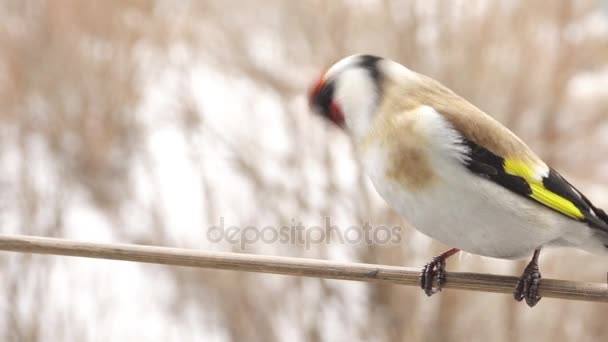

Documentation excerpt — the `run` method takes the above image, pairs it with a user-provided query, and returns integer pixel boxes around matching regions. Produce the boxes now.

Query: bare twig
[0,234,606,303]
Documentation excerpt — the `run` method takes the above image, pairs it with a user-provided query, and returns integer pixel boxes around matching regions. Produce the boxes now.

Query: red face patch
[309,72,345,129]
[328,101,345,128]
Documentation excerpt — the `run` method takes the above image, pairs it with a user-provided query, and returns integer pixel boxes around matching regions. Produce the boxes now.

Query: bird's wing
[460,137,608,232]
[397,78,608,231]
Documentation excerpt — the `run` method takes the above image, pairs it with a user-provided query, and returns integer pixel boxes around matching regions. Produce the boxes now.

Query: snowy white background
[1,1,608,341]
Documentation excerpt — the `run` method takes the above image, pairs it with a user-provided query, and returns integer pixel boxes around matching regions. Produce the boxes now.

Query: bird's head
[309,54,415,138]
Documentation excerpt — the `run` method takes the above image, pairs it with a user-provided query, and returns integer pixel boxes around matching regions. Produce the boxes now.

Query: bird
[308,54,608,307]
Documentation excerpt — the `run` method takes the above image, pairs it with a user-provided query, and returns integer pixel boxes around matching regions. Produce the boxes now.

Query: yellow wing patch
[503,160,584,220]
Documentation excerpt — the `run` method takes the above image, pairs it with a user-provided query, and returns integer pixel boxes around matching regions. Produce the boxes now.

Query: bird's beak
[308,76,325,110]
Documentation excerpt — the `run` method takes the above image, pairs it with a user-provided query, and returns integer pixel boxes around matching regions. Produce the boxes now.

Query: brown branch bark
[0,234,606,303]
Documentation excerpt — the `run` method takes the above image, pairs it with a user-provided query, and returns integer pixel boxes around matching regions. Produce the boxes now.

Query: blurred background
[1,0,608,341]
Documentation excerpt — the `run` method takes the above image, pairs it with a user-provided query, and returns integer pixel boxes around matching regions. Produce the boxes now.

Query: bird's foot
[420,248,459,296]
[420,256,446,296]
[513,248,542,307]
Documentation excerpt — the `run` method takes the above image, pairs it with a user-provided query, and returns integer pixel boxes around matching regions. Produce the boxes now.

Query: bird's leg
[420,248,460,296]
[513,247,542,307]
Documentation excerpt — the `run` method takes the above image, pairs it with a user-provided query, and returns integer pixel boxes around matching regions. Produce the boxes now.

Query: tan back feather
[377,73,544,166]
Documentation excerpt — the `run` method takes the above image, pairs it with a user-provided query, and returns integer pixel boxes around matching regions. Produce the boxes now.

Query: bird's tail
[594,232,608,255]
[575,192,608,254]
[591,208,608,253]
[561,230,608,256]
[573,230,608,257]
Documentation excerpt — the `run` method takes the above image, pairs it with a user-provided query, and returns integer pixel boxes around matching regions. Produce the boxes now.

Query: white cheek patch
[334,69,379,139]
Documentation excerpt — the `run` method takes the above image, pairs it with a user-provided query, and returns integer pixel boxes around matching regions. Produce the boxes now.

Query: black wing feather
[461,139,608,233]
[545,169,608,232]
[462,139,533,199]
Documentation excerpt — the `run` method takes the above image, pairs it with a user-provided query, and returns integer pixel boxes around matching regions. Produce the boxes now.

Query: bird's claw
[420,255,447,296]
[513,261,542,307]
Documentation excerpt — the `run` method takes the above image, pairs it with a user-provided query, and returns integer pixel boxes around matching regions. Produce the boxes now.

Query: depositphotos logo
[206,217,402,250]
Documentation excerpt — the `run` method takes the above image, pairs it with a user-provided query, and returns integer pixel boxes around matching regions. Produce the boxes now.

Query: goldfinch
[309,54,608,307]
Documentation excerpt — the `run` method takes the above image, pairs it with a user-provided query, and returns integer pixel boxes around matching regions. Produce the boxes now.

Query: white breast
[358,108,584,259]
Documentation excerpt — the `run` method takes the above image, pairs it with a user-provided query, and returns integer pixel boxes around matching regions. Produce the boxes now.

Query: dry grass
[1,0,607,341]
